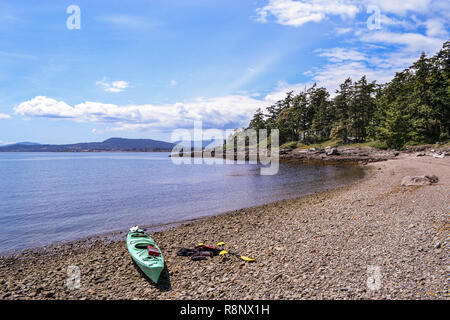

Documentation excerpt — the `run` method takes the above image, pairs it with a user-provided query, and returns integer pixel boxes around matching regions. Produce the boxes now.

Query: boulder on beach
[416,152,426,157]
[326,148,339,156]
[401,175,439,186]
[433,152,446,158]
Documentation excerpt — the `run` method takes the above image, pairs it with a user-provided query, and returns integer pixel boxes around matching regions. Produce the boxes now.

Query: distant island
[0,138,175,152]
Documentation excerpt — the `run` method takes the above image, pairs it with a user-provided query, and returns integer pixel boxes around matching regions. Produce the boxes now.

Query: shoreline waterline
[0,162,367,257]
[0,152,365,254]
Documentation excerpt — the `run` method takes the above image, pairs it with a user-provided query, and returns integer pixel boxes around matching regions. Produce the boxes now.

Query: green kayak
[126,227,164,284]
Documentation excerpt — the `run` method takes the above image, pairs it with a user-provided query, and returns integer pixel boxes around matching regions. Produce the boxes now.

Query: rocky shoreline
[171,144,449,165]
[0,154,448,300]
[280,146,397,164]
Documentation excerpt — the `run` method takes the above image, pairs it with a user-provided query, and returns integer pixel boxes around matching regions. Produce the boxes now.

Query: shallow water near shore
[0,152,364,254]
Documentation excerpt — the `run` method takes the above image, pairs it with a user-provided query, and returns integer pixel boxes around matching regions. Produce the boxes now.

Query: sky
[0,0,448,144]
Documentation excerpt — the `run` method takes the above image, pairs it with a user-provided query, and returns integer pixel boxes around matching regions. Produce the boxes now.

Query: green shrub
[368,141,388,149]
[439,132,449,142]
[280,141,298,150]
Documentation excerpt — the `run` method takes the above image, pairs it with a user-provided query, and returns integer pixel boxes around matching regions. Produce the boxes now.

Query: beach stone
[401,175,439,186]
[326,148,339,156]
[94,277,106,284]
[416,152,426,157]
[433,152,446,158]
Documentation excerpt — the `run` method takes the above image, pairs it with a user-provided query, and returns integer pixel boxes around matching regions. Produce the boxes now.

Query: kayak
[126,227,164,283]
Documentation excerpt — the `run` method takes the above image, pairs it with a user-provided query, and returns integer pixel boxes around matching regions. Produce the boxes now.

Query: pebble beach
[0,154,448,300]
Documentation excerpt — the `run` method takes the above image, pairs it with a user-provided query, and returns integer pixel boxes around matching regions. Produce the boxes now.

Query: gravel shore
[0,154,448,300]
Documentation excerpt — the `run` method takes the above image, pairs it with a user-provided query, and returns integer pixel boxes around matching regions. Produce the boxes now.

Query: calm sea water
[0,152,364,253]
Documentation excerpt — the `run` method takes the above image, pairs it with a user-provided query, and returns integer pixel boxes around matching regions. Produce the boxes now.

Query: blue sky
[0,0,448,144]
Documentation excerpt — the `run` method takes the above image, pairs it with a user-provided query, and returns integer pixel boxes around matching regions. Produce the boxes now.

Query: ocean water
[0,152,364,253]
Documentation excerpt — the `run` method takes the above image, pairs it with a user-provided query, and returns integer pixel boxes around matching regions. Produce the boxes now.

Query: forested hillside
[246,41,449,149]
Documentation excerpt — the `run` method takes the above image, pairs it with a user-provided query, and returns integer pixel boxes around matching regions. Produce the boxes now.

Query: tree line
[247,41,449,149]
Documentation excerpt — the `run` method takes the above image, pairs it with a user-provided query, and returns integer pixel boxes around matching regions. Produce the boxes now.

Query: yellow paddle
[217,243,255,262]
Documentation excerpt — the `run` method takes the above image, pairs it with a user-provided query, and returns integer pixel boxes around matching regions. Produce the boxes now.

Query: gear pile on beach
[176,243,255,262]
[177,244,221,261]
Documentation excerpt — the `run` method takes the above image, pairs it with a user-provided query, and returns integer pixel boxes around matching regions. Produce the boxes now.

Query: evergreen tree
[248,108,266,132]
[245,40,450,149]
[332,78,353,142]
[309,85,332,141]
[350,76,377,142]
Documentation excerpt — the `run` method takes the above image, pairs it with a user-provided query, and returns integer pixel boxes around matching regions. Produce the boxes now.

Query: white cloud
[310,60,395,92]
[97,15,155,29]
[111,81,129,90]
[360,31,446,53]
[431,1,450,19]
[96,79,129,93]
[425,18,448,37]
[256,0,359,27]
[378,14,418,29]
[335,27,353,35]
[15,30,447,131]
[316,48,368,62]
[264,58,397,99]
[14,97,75,118]
[267,26,447,97]
[0,113,11,120]
[264,81,312,102]
[302,30,446,94]
[14,95,269,131]
[11,1,448,133]
[365,0,431,16]
[256,0,445,27]
[264,49,412,98]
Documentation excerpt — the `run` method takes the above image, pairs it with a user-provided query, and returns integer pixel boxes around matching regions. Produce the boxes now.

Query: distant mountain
[0,138,175,152]
[9,142,41,146]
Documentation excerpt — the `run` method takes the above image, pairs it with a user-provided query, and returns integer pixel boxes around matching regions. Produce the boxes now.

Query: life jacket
[194,245,221,255]
[177,245,221,261]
